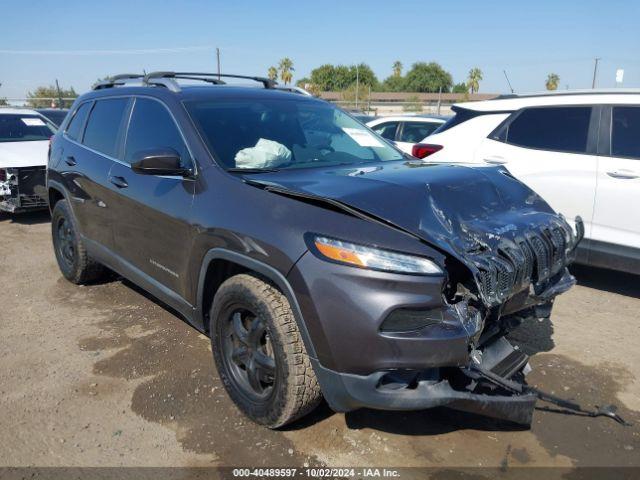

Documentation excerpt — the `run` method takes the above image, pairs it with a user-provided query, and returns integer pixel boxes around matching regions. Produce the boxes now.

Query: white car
[367,115,447,154]
[418,90,640,274]
[0,108,55,213]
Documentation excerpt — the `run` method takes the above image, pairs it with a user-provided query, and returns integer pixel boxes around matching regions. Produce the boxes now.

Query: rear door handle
[109,175,129,188]
[64,156,77,166]
[484,156,507,165]
[606,170,639,180]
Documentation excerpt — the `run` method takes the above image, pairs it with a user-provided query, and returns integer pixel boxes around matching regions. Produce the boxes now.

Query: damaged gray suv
[47,72,583,428]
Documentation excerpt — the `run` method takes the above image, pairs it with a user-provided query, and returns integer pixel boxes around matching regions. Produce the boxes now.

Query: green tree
[403,62,453,93]
[349,63,378,90]
[310,63,378,91]
[278,57,294,85]
[296,77,311,87]
[381,75,406,92]
[340,82,371,110]
[267,66,278,81]
[392,60,403,77]
[26,84,78,108]
[452,82,468,94]
[545,73,560,91]
[466,67,483,94]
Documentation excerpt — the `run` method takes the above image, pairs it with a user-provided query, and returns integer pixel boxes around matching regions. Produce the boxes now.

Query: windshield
[185,98,404,171]
[0,114,56,143]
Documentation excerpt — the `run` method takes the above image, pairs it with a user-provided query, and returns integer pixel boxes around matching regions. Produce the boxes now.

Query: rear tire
[51,199,106,284]
[210,273,322,428]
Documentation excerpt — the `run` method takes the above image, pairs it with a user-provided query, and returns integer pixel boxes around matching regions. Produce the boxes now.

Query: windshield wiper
[225,167,280,174]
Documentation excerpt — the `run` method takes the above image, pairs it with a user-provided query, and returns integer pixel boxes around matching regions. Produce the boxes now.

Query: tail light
[412,143,443,159]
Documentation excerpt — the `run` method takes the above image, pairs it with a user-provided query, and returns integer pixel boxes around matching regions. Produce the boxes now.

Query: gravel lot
[1,211,639,474]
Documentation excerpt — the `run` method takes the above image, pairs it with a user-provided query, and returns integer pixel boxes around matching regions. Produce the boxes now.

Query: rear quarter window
[502,106,592,154]
[65,102,92,141]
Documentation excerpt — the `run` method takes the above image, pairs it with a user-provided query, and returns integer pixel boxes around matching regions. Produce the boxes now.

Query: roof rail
[92,74,144,90]
[91,72,278,92]
[143,71,277,90]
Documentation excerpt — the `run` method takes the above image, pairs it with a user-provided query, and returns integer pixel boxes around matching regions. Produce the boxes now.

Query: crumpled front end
[252,162,585,425]
[0,167,48,213]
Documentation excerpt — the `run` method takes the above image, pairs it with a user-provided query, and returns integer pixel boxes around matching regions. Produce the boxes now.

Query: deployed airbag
[235,138,292,169]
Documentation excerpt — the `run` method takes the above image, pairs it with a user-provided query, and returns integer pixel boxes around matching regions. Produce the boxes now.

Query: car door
[589,105,640,269]
[62,98,130,250]
[107,96,196,298]
[474,106,598,240]
[395,121,443,154]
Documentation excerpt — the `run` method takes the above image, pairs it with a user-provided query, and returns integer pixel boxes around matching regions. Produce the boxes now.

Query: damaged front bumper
[0,167,48,213]
[310,268,579,427]
[313,335,538,426]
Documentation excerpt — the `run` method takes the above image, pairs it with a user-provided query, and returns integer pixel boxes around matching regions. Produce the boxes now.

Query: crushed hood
[0,140,49,168]
[245,161,581,306]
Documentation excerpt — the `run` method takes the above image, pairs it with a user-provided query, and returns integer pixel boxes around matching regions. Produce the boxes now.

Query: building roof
[319,92,497,102]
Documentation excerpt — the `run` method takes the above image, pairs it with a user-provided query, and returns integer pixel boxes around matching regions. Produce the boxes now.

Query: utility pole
[216,48,221,81]
[437,86,442,115]
[355,64,359,110]
[55,79,63,108]
[592,57,600,89]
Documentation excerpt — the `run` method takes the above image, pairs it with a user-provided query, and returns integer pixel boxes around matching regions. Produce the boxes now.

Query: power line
[0,46,215,56]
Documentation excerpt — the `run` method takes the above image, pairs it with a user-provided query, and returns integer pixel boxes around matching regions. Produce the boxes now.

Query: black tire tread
[51,200,105,284]
[212,273,322,428]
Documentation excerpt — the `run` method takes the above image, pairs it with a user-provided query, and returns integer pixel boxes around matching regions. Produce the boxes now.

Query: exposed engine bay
[0,167,48,213]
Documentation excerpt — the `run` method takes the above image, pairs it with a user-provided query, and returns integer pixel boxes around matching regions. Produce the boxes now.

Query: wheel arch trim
[196,248,317,359]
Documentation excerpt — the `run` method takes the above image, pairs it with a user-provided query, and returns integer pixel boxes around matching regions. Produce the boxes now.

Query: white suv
[418,90,640,274]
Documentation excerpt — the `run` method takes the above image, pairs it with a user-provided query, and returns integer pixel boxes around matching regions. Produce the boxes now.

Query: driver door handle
[109,175,129,189]
[606,170,639,180]
[484,156,507,165]
[64,156,77,166]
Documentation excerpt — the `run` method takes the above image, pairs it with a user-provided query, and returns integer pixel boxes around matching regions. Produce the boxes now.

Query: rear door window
[611,106,640,159]
[65,102,92,141]
[83,98,130,157]
[505,106,592,154]
[399,121,442,143]
[371,122,399,141]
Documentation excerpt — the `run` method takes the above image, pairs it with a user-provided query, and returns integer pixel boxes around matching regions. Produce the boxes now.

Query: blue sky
[1,0,639,98]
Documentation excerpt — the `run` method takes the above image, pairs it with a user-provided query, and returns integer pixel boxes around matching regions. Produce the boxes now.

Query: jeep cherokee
[47,72,582,428]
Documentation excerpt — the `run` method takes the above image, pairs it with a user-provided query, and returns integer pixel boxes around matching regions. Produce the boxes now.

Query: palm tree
[545,73,560,91]
[267,66,278,81]
[467,67,483,94]
[278,57,294,85]
[392,60,403,78]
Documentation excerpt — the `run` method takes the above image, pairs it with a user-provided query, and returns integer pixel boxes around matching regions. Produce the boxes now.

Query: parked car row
[2,77,636,429]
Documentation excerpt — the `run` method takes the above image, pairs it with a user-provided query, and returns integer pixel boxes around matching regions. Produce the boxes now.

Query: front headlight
[312,236,442,275]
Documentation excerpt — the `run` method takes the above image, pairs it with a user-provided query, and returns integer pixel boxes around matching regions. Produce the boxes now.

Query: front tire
[51,199,106,284]
[210,273,322,428]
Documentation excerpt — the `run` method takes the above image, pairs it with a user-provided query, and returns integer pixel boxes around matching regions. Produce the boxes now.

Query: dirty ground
[1,212,639,475]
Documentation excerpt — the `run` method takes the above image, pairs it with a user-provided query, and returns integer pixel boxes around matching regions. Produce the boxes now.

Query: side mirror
[130,148,190,176]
